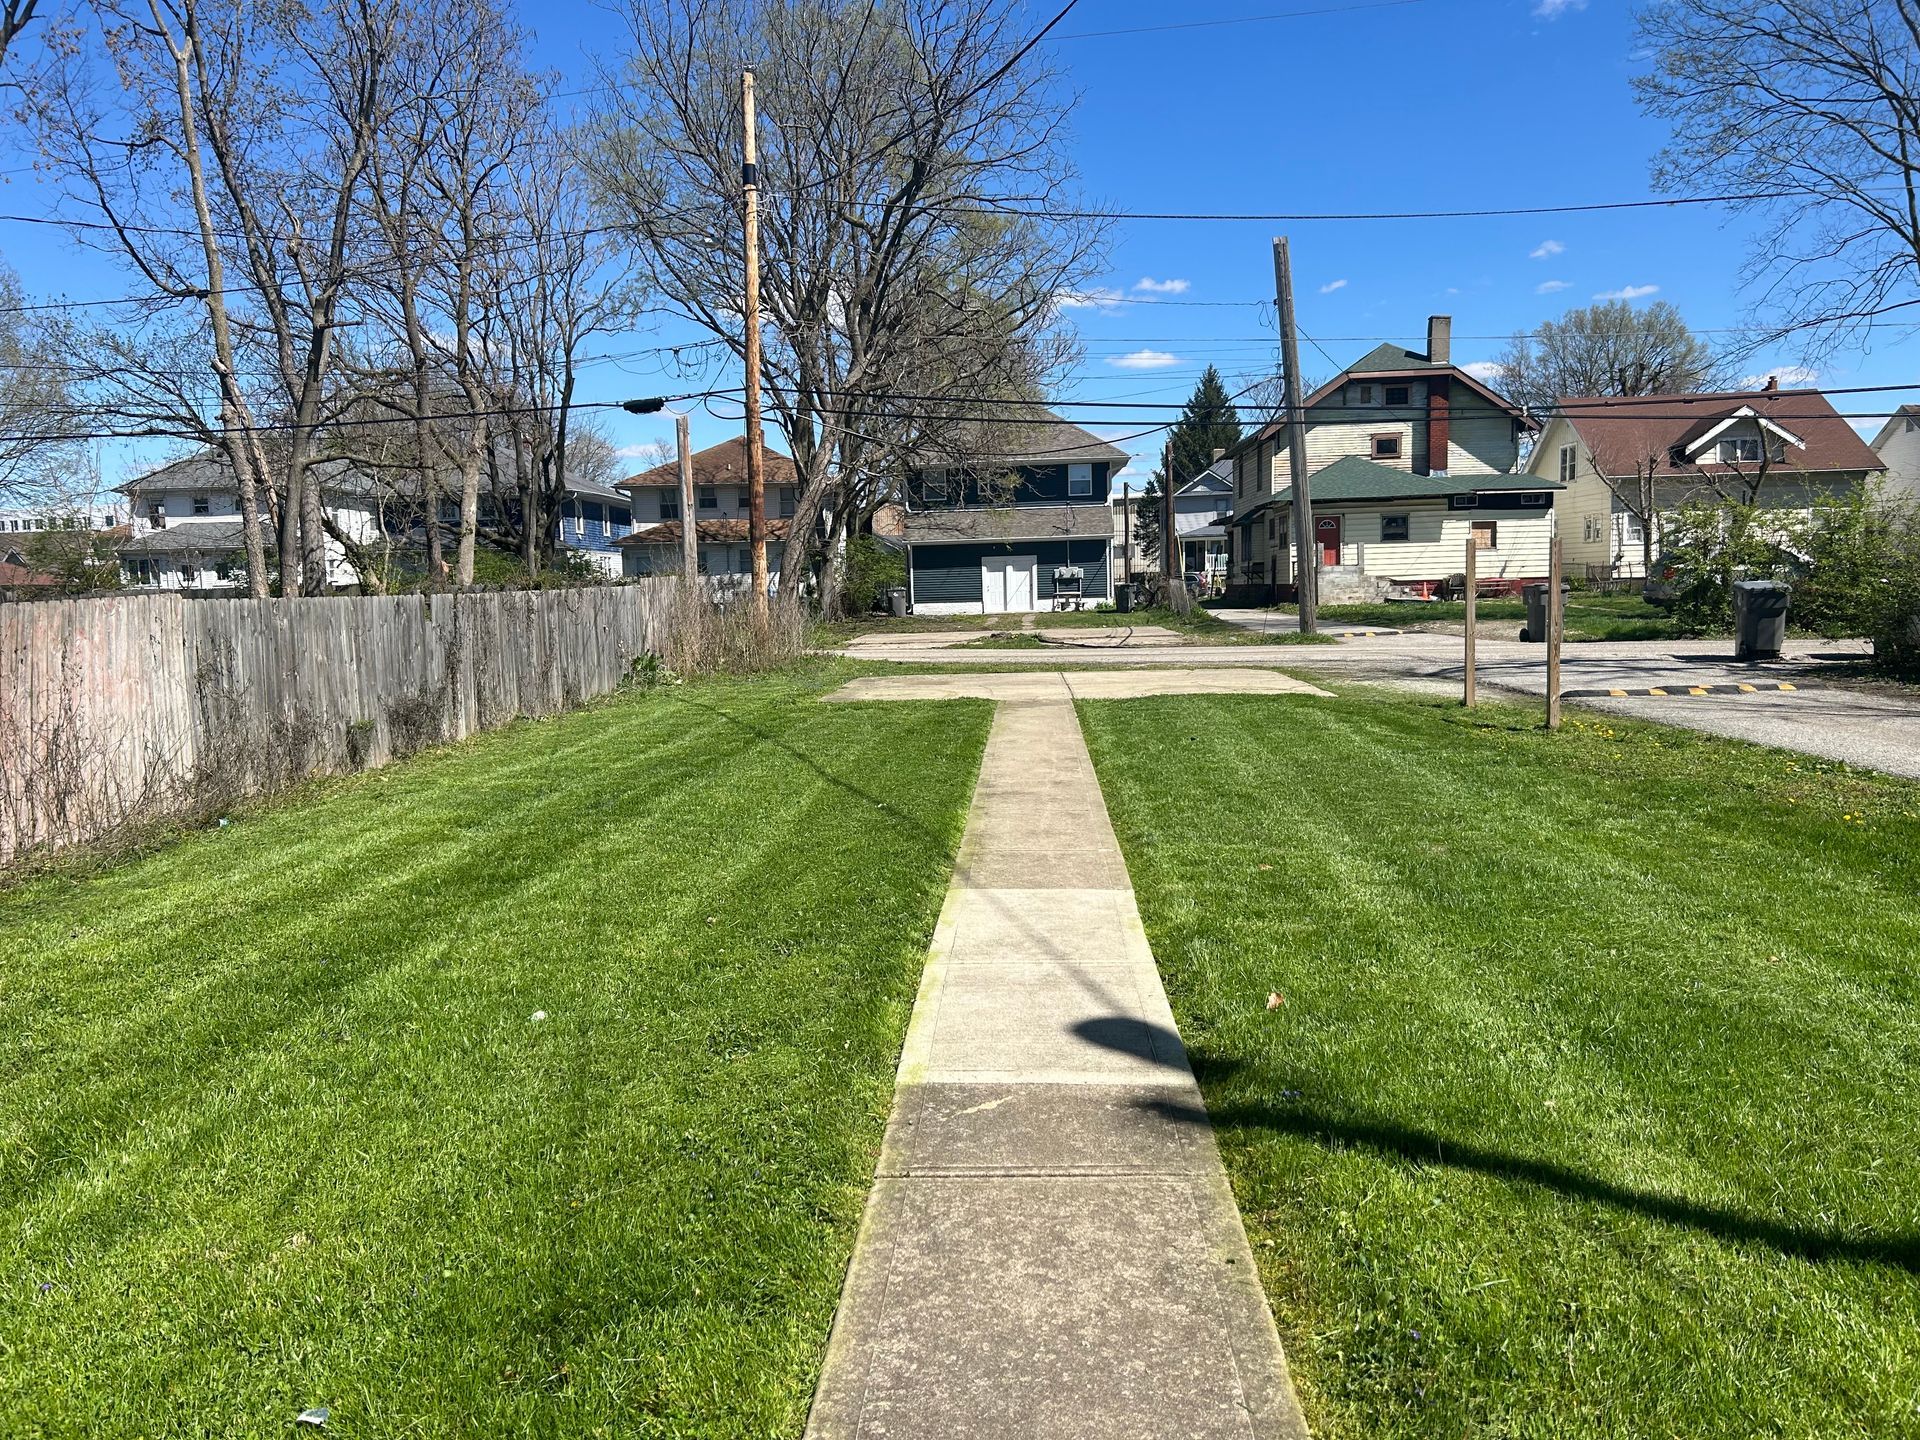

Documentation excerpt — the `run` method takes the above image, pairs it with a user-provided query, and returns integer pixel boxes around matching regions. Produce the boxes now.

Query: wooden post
[1546,534,1564,730]
[1162,438,1175,591]
[676,410,697,587]
[1122,490,1133,584]
[741,67,768,617]
[1463,535,1477,708]
[1273,237,1316,633]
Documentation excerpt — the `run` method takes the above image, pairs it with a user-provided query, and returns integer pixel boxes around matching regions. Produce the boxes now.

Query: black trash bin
[1733,579,1791,660]
[1520,582,1570,643]
[1115,582,1133,614]
[887,587,909,618]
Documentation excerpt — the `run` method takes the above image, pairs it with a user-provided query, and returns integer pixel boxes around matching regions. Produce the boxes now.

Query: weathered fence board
[1,582,676,862]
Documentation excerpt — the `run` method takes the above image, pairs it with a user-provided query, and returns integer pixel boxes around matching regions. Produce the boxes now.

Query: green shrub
[842,533,905,614]
[1658,500,1792,633]
[1790,488,1912,639]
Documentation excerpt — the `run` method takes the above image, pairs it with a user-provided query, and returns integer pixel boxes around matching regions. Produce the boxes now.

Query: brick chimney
[1426,315,1451,365]
[1426,378,1450,477]
[1763,375,1778,391]
[1211,448,1225,462]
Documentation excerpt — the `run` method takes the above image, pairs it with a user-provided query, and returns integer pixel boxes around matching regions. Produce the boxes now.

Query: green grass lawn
[1267,591,1690,642]
[0,666,991,1438]
[823,606,1332,647]
[1081,689,1920,1438]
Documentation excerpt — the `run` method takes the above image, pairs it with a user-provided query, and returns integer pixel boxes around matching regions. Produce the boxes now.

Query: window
[1718,434,1762,462]
[1558,444,1577,484]
[1352,383,1375,405]
[213,560,233,582]
[698,485,718,512]
[660,491,680,521]
[1068,463,1093,498]
[1380,513,1410,543]
[1471,520,1497,551]
[179,562,199,585]
[192,494,211,515]
[1583,515,1603,543]
[920,466,950,504]
[1371,433,1402,460]
[779,486,795,518]
[1267,516,1277,541]
[1520,493,1548,507]
[1383,385,1410,407]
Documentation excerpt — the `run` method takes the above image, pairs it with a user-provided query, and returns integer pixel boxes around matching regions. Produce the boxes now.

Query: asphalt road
[838,614,1920,779]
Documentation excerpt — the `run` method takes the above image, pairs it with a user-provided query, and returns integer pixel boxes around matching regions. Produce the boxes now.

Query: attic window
[1521,493,1548,507]
[1718,435,1763,463]
[1352,383,1376,406]
[1558,444,1577,484]
[1068,463,1093,497]
[1384,385,1410,407]
[1371,433,1402,460]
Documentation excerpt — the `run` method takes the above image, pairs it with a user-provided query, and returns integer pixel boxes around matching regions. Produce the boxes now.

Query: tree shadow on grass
[1140,1093,1920,1275]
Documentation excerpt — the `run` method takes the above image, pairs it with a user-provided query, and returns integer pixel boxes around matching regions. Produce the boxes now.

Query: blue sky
[4,0,1913,492]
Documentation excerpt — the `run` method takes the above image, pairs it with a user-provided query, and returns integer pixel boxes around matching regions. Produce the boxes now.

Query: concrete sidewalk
[806,683,1315,1440]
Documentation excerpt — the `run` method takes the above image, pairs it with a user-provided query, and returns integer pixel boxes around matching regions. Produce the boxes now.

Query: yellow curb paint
[1738,683,1757,693]
[1647,687,1667,696]
[1780,682,1797,691]
[1608,688,1628,697]
[1689,686,1709,695]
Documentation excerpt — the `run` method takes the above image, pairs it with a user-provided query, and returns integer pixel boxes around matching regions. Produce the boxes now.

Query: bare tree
[590,0,1105,606]
[1495,300,1723,414]
[1636,0,1920,360]
[0,261,87,503]
[25,0,287,595]
[0,0,39,68]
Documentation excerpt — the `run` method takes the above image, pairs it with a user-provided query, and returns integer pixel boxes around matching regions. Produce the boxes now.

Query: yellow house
[1526,385,1885,578]
[1222,316,1551,599]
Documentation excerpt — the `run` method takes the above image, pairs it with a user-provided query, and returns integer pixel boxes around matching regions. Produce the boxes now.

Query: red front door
[1316,515,1343,566]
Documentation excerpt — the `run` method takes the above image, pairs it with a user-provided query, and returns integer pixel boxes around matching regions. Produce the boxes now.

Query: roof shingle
[1558,388,1882,479]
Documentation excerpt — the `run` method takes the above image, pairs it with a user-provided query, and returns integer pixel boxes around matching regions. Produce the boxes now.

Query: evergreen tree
[1167,365,1244,487]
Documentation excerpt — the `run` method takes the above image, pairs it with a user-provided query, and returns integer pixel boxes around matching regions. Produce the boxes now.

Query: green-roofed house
[1222,316,1559,600]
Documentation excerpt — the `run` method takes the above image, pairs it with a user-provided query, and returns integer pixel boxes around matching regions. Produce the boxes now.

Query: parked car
[1181,571,1210,596]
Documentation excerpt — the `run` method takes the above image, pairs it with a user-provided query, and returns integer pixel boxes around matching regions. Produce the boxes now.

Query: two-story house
[1223,316,1556,601]
[902,411,1129,614]
[613,436,802,588]
[116,450,636,590]
[1172,458,1234,587]
[1867,404,1920,507]
[1528,382,1886,578]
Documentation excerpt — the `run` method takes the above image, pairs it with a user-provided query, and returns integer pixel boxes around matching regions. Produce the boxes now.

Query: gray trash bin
[1734,579,1791,660]
[1520,582,1570,643]
[887,586,909,618]
[1115,582,1133,614]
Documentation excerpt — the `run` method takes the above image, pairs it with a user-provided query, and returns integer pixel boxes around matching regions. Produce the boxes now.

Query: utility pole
[741,67,769,617]
[675,409,697,586]
[1546,534,1565,730]
[1273,237,1317,633]
[1162,438,1175,589]
[1123,489,1133,584]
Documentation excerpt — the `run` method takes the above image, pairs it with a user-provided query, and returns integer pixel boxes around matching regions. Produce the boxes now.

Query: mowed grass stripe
[0,666,992,1438]
[1080,687,1920,1438]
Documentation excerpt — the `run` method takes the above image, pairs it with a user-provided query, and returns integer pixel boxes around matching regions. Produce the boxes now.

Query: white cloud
[1594,284,1660,300]
[1133,276,1190,294]
[1107,349,1181,370]
[1534,0,1586,17]
[1318,278,1349,294]
[1536,279,1571,295]
[1461,361,1506,383]
[1738,365,1820,389]
[1054,286,1127,312]
[1530,239,1565,260]
[614,443,664,460]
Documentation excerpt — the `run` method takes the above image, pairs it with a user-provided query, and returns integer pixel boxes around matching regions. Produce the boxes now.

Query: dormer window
[1384,385,1410,407]
[1718,435,1762,463]
[192,495,211,515]
[1352,383,1376,406]
[1068,463,1093,498]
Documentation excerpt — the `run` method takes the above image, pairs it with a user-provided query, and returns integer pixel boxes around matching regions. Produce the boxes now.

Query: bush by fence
[1,583,687,863]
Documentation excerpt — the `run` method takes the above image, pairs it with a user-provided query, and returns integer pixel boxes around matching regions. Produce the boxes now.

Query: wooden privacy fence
[1,583,678,863]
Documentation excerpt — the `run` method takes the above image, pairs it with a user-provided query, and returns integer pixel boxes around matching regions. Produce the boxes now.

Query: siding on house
[908,538,1111,610]
[1275,498,1555,583]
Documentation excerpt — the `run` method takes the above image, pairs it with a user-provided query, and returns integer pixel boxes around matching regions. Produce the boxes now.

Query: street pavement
[834,613,1920,779]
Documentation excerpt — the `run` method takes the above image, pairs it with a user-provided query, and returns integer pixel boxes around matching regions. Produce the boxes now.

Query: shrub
[1790,488,1911,639]
[1658,500,1797,633]
[841,534,905,615]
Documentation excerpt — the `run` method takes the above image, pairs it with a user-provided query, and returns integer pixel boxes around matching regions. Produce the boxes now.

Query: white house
[1528,383,1887,577]
[115,451,636,590]
[1869,404,1920,506]
[1222,316,1553,599]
